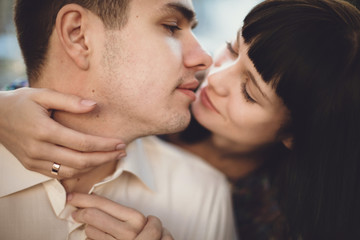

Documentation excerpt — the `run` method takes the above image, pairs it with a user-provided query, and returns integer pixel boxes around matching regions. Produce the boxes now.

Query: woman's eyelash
[226,41,238,57]
[241,83,256,103]
[163,24,182,34]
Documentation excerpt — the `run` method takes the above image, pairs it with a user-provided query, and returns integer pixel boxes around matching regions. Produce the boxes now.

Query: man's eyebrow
[247,70,270,101]
[161,2,198,28]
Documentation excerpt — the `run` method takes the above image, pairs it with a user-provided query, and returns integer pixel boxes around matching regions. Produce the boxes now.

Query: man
[0,0,235,239]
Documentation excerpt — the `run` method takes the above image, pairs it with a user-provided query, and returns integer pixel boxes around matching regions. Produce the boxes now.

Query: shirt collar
[116,137,156,192]
[0,137,156,198]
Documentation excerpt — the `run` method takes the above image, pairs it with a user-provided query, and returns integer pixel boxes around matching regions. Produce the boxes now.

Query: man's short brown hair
[14,0,130,83]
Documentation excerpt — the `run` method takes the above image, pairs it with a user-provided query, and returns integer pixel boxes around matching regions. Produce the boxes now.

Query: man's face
[89,0,212,140]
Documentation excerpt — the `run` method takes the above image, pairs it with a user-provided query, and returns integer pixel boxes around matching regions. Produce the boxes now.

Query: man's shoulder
[0,144,50,198]
[0,144,23,175]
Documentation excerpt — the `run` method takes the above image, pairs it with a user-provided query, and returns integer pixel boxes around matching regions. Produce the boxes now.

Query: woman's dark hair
[346,0,360,9]
[242,0,360,238]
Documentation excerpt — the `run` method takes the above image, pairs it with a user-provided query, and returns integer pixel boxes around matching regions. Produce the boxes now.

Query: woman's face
[192,33,290,153]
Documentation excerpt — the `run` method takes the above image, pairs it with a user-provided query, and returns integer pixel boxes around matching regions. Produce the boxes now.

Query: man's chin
[156,113,191,135]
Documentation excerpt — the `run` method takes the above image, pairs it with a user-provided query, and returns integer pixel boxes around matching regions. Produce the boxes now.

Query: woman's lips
[200,87,220,113]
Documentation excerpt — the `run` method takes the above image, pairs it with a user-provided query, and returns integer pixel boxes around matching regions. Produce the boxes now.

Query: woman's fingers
[0,88,127,177]
[20,159,94,179]
[135,216,174,240]
[69,194,173,240]
[27,89,125,153]
[161,228,174,240]
[68,193,147,229]
[30,87,98,113]
[69,193,147,239]
[80,215,173,240]
[73,208,140,240]
[23,140,126,169]
[84,225,116,240]
[21,149,126,179]
[43,121,126,152]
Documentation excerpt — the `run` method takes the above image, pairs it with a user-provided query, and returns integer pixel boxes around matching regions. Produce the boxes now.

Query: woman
[1,0,359,239]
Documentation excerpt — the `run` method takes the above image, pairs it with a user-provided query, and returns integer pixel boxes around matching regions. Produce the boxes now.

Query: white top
[0,136,236,240]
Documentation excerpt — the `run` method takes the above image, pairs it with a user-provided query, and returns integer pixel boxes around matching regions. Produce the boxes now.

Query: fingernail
[116,143,126,150]
[80,99,97,106]
[118,152,127,159]
[67,193,73,201]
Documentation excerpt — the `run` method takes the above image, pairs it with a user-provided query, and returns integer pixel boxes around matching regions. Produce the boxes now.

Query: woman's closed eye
[242,82,256,103]
[226,41,238,57]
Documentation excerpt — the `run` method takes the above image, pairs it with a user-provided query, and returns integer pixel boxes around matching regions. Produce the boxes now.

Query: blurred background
[0,0,262,89]
[0,0,25,89]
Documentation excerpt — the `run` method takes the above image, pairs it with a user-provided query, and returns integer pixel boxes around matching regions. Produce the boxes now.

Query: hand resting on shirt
[68,193,173,240]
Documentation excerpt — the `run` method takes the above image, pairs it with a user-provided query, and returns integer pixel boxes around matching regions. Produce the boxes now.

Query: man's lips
[176,81,199,102]
[200,87,219,113]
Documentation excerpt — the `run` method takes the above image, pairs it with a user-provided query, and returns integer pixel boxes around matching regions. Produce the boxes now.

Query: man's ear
[56,4,90,70]
[282,136,293,150]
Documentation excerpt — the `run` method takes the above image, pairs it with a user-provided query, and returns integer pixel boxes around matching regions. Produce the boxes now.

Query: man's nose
[183,33,213,71]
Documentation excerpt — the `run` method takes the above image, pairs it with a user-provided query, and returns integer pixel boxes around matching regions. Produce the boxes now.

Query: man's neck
[31,44,137,193]
[33,72,139,192]
[61,160,118,194]
[51,110,130,193]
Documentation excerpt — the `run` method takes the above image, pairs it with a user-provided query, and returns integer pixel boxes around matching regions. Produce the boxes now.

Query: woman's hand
[0,88,126,178]
[68,193,174,240]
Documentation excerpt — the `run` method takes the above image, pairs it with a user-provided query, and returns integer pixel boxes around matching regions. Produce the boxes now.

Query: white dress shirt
[0,136,236,240]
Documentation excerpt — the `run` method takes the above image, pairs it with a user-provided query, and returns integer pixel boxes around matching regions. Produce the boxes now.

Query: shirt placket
[42,179,85,240]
